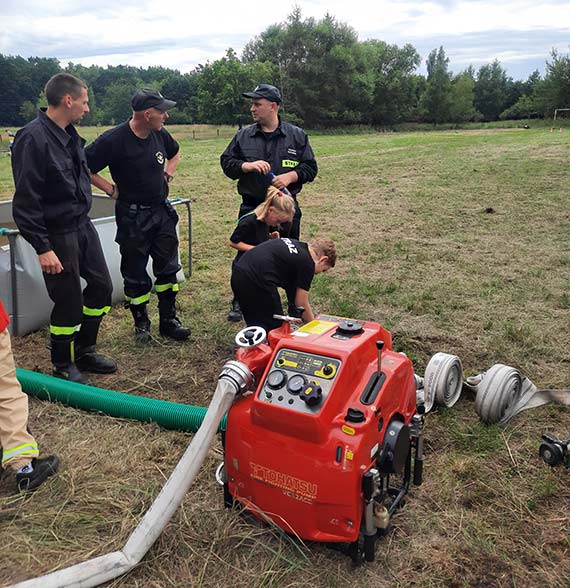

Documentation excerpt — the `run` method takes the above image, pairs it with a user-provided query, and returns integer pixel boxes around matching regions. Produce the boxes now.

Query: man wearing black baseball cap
[131,88,177,112]
[241,83,283,104]
[85,89,190,344]
[221,83,318,321]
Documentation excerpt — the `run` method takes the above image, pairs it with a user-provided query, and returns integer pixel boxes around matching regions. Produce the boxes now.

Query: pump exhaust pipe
[8,361,253,588]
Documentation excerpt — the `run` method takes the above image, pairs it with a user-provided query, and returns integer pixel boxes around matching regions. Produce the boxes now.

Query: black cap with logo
[242,84,282,104]
[131,89,176,112]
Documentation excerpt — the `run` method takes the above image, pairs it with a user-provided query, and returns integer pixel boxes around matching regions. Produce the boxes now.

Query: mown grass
[1,126,569,587]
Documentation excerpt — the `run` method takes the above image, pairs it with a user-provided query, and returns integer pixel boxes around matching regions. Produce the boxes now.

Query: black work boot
[51,335,88,384]
[158,295,191,341]
[227,298,243,322]
[75,315,117,374]
[16,456,60,492]
[130,303,152,344]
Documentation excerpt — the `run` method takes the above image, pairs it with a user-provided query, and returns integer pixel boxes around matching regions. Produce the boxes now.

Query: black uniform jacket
[220,118,317,208]
[11,109,92,254]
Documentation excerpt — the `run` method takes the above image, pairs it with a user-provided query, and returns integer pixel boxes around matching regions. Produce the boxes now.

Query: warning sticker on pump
[297,320,338,335]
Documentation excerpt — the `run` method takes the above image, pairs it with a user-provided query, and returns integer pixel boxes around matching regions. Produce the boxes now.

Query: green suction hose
[16,368,226,433]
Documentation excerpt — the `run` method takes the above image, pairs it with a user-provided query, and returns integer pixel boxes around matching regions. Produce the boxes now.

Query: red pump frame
[225,318,417,543]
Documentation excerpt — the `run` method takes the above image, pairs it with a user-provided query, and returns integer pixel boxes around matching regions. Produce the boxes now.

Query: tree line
[1,9,569,128]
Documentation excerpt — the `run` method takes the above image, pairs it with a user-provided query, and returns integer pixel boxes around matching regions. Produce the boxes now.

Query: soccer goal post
[553,108,570,121]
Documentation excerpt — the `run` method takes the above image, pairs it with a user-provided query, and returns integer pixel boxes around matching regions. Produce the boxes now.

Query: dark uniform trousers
[44,219,113,365]
[115,200,181,306]
[231,267,284,333]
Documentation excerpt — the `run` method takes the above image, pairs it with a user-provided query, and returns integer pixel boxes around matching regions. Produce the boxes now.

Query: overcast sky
[1,0,569,80]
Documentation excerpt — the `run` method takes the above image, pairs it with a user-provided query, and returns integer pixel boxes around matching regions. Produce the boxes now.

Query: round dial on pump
[266,369,287,390]
[287,374,307,395]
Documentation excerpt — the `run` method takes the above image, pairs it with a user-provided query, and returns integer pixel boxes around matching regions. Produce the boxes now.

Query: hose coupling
[219,360,254,395]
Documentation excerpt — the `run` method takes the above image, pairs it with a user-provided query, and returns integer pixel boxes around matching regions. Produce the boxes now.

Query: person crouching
[231,237,336,333]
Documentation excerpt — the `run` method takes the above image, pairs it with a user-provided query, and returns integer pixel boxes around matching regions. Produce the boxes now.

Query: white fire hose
[468,364,570,424]
[8,360,253,588]
[414,353,570,425]
[415,352,463,412]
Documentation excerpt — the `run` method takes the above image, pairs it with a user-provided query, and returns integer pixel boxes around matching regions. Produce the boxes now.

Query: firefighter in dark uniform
[231,237,336,334]
[11,73,116,384]
[220,84,318,237]
[85,89,190,343]
[220,83,318,320]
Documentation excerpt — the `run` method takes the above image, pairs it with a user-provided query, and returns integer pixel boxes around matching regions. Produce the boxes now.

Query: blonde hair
[310,238,337,268]
[255,186,295,223]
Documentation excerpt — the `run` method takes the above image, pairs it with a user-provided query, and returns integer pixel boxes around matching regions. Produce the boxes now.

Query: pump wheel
[235,326,267,348]
[423,353,463,412]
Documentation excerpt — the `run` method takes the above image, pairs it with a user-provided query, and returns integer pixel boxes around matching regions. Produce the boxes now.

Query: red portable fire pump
[221,315,425,562]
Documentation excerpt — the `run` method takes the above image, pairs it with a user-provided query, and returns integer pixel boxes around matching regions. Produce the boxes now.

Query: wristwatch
[164,172,174,183]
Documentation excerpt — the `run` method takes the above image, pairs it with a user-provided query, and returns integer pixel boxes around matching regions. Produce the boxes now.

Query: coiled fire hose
[467,364,570,424]
[414,352,463,412]
[414,355,570,425]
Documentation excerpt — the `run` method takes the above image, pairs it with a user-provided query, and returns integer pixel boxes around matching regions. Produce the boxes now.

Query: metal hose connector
[219,360,254,395]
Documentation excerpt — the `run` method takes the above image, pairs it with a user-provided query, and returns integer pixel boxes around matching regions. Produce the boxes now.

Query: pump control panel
[258,349,341,414]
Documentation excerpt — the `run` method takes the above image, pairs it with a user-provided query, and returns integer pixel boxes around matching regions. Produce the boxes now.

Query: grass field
[1,125,569,587]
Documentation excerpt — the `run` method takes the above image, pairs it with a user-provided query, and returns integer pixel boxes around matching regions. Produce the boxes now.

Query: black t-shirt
[85,120,179,205]
[235,238,315,292]
[230,212,271,261]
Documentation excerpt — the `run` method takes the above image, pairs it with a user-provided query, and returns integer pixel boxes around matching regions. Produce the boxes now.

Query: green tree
[161,73,199,123]
[448,71,479,123]
[99,81,138,124]
[361,40,421,125]
[499,70,543,120]
[19,101,36,123]
[421,47,452,124]
[474,60,510,120]
[196,49,274,124]
[538,49,570,116]
[0,54,61,125]
[18,90,48,124]
[499,94,541,119]
[27,57,61,94]
[523,70,542,95]
[242,9,365,126]
[89,64,141,97]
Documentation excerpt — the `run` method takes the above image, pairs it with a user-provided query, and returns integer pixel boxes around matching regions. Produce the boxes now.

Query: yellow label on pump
[297,320,337,335]
[341,425,356,436]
